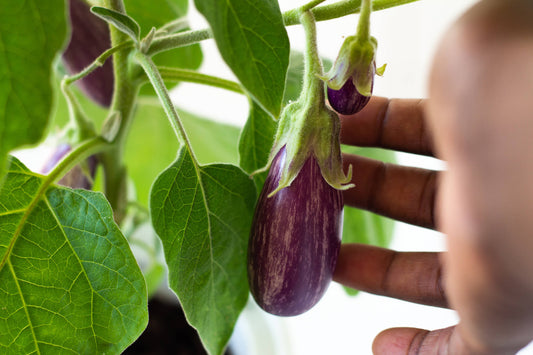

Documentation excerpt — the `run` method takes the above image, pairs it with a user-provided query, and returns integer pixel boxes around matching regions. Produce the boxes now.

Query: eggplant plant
[0,0,409,354]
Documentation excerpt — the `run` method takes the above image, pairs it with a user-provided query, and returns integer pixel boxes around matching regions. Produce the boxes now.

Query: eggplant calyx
[266,100,353,198]
[321,35,382,98]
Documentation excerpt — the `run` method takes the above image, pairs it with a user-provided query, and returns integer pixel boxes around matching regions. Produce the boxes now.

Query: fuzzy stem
[151,67,244,94]
[134,52,198,163]
[100,0,139,223]
[356,0,372,39]
[147,28,211,57]
[62,41,132,86]
[146,0,420,57]
[46,137,110,186]
[299,10,325,108]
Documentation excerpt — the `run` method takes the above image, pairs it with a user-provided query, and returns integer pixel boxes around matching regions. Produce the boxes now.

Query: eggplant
[63,0,114,107]
[247,147,343,316]
[42,143,97,190]
[327,77,372,116]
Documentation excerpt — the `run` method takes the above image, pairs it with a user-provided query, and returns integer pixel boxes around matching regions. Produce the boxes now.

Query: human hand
[333,1,533,354]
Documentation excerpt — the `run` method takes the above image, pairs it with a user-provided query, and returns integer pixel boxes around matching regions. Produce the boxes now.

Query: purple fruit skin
[327,79,371,116]
[63,0,114,107]
[247,147,343,316]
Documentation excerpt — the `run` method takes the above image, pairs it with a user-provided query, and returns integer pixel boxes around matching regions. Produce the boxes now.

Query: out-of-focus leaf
[0,1,68,182]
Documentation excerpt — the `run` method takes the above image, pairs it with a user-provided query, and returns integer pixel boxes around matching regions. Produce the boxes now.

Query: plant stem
[147,28,211,57]
[145,67,244,94]
[60,81,96,141]
[156,17,190,35]
[62,41,133,86]
[46,137,110,186]
[300,0,327,13]
[100,0,139,223]
[284,0,419,25]
[134,52,197,162]
[299,10,325,108]
[356,0,372,39]
[146,0,420,57]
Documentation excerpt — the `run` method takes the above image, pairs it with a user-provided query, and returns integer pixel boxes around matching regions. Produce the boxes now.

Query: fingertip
[372,327,429,355]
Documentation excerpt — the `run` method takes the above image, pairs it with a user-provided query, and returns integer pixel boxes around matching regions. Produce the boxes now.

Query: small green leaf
[0,0,68,181]
[340,146,396,296]
[91,6,141,42]
[0,157,148,353]
[150,147,256,355]
[194,0,290,118]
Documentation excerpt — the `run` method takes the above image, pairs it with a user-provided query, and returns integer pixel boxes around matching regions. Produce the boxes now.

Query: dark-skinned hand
[333,1,533,354]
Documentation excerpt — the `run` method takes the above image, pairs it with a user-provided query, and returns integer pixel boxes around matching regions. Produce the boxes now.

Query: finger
[372,325,521,355]
[340,96,435,157]
[343,154,437,229]
[373,327,459,355]
[333,244,447,308]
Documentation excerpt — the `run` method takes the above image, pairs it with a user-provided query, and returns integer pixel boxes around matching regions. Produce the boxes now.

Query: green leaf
[238,99,277,189]
[91,6,141,42]
[124,98,241,207]
[340,146,396,296]
[124,0,203,96]
[193,0,290,118]
[150,147,256,355]
[0,157,148,353]
[0,0,67,181]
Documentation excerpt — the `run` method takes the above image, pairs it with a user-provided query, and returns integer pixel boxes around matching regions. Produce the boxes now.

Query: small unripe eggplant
[247,147,343,316]
[62,0,114,107]
[327,76,372,116]
[42,143,97,190]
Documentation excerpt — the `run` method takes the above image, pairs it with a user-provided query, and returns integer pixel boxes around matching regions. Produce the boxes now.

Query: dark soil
[124,297,233,355]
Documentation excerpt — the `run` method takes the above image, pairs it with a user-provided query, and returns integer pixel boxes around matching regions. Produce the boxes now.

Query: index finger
[340,96,435,157]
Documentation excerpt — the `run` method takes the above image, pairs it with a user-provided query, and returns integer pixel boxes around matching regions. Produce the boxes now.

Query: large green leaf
[193,0,289,118]
[124,98,241,207]
[0,1,68,180]
[0,157,148,354]
[341,146,396,295]
[150,147,256,355]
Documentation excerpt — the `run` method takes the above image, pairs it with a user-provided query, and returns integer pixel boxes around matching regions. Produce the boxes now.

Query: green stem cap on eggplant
[267,98,353,197]
[321,0,385,115]
[322,35,386,115]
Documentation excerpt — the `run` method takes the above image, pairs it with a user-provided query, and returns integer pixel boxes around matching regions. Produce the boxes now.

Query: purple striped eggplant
[327,73,372,115]
[63,0,114,107]
[247,147,343,316]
